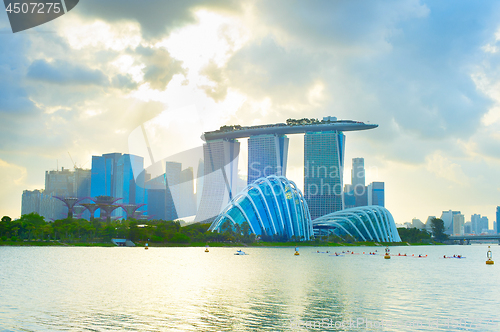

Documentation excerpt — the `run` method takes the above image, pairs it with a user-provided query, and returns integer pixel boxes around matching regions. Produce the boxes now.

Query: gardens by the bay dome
[209,176,313,241]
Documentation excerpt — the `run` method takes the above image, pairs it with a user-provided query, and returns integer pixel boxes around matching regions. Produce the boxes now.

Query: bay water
[0,245,499,331]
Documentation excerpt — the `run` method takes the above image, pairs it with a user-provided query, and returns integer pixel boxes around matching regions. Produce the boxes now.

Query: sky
[1,0,500,226]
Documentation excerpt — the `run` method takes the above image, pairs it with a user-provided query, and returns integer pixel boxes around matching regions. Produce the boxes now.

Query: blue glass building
[91,153,144,218]
[91,153,122,198]
[209,175,313,241]
[304,131,345,219]
[496,206,500,234]
[368,182,384,207]
[247,134,289,184]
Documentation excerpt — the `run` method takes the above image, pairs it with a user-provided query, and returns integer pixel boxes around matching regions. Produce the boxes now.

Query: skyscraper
[471,214,489,234]
[196,159,204,209]
[179,167,197,218]
[496,206,500,234]
[115,154,144,218]
[144,174,166,220]
[91,153,122,198]
[247,134,289,184]
[91,153,145,219]
[21,167,91,220]
[368,182,384,207]
[304,131,345,219]
[195,139,240,222]
[453,213,465,235]
[479,216,489,234]
[350,158,367,206]
[351,158,365,188]
[45,167,75,197]
[165,161,181,221]
[441,210,461,235]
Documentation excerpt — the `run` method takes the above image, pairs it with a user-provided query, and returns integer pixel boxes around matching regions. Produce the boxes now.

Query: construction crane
[68,152,89,169]
[68,152,77,169]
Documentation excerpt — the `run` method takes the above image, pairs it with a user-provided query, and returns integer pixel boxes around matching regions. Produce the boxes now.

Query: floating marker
[486,246,494,265]
[384,246,391,259]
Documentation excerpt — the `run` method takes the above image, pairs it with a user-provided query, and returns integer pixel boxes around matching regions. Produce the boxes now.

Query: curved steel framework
[313,206,401,242]
[209,176,313,240]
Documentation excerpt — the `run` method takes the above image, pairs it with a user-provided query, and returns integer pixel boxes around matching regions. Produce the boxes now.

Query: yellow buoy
[384,246,391,259]
[486,246,494,265]
[294,251,300,256]
[205,248,209,252]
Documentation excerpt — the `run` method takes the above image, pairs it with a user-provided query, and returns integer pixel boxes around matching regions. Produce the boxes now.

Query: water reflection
[0,245,499,331]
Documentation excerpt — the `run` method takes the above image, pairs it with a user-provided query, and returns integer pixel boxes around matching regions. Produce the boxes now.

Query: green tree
[220,220,234,236]
[170,232,190,243]
[430,218,448,242]
[397,227,431,243]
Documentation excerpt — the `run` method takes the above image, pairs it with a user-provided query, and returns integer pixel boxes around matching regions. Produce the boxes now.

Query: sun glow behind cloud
[128,9,250,137]
[58,18,142,51]
[157,10,250,71]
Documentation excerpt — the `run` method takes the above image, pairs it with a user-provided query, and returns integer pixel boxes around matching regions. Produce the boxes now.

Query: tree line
[0,213,258,244]
[397,217,448,243]
[1,213,448,245]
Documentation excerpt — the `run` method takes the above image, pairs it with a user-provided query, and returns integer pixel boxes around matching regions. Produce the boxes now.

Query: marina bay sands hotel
[194,116,377,223]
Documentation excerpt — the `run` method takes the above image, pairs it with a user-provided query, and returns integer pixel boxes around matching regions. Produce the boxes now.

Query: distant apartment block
[464,221,472,234]
[21,167,91,220]
[471,214,489,235]
[440,210,461,235]
[453,213,465,235]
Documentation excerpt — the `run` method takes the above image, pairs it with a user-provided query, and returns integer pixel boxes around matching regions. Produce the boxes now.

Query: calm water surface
[0,245,499,331]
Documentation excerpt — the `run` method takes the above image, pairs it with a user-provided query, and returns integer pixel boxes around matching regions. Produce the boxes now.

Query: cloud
[27,59,109,86]
[425,153,470,185]
[224,36,321,106]
[135,46,186,90]
[73,0,244,40]
[0,29,38,115]
[218,0,493,163]
[253,0,429,54]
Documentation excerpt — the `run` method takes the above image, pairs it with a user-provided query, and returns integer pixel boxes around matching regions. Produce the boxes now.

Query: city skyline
[1,1,500,226]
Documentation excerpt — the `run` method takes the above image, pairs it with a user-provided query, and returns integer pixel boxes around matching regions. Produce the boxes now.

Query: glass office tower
[91,153,122,198]
[91,153,144,219]
[247,134,289,184]
[367,181,384,207]
[304,131,345,219]
[195,139,240,223]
